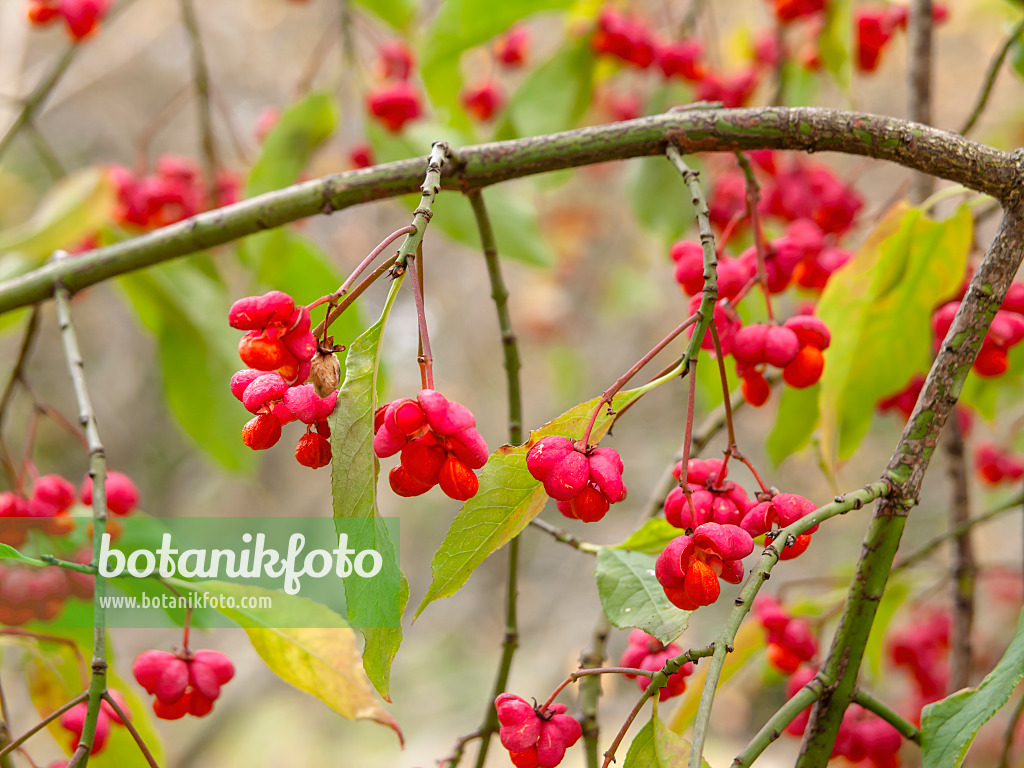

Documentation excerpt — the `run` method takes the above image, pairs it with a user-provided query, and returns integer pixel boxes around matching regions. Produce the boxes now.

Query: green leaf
[624,706,710,768]
[819,0,853,91]
[614,519,682,555]
[0,542,45,566]
[766,383,820,464]
[500,36,595,137]
[245,91,338,198]
[120,261,256,471]
[350,0,416,30]
[0,167,115,262]
[596,548,689,644]
[815,204,971,471]
[415,390,644,619]
[183,580,403,741]
[421,0,574,129]
[330,278,406,700]
[921,607,1024,767]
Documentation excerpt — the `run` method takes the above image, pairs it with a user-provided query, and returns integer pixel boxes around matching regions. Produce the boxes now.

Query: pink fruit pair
[495,694,582,768]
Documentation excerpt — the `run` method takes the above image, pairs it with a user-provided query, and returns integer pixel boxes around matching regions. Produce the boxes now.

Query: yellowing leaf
[246,626,403,743]
[0,167,115,261]
[415,390,643,619]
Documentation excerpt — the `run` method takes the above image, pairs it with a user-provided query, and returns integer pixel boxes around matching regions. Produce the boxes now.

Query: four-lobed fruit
[133,648,235,720]
[495,694,582,768]
[655,522,754,610]
[526,436,626,522]
[374,390,488,501]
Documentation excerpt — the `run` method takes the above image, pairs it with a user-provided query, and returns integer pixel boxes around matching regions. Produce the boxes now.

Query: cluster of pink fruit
[26,0,109,41]
[228,291,337,469]
[769,0,948,74]
[494,694,582,768]
[108,156,240,231]
[754,595,818,673]
[526,437,627,523]
[132,647,235,720]
[658,459,818,610]
[373,389,489,501]
[0,472,137,625]
[590,6,767,111]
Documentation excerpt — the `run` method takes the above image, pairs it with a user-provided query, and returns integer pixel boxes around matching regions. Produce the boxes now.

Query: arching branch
[0,106,1019,316]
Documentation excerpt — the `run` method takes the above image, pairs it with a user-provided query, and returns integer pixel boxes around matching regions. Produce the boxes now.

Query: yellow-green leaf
[0,167,115,262]
[414,389,644,619]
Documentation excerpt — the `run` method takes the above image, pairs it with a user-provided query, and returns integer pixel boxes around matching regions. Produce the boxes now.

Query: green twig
[960,15,1024,136]
[0,0,138,162]
[796,208,1024,766]
[179,0,220,191]
[693,481,892,768]
[0,107,1020,315]
[101,692,161,768]
[468,187,525,768]
[528,517,600,554]
[893,492,1024,571]
[731,674,828,768]
[55,259,111,768]
[600,646,716,768]
[0,692,87,761]
[579,617,611,768]
[850,688,921,744]
[945,418,975,691]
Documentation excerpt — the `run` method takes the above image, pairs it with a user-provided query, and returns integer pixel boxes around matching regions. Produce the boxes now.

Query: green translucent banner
[0,516,401,630]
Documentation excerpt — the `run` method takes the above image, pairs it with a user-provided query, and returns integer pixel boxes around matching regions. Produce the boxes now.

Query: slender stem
[997,691,1024,768]
[466,187,526,768]
[642,383,749,521]
[471,535,519,768]
[945,418,975,691]
[907,0,934,202]
[26,123,66,180]
[0,692,88,761]
[179,0,220,192]
[0,307,41,489]
[678,359,698,522]
[850,689,921,743]
[37,555,97,575]
[314,258,393,338]
[0,48,78,162]
[101,693,160,768]
[733,151,773,320]
[579,313,700,448]
[731,675,827,768]
[960,15,1024,136]
[394,142,450,269]
[0,676,11,768]
[407,253,433,390]
[893,492,1023,571]
[579,617,611,768]
[55,265,110,768]
[308,226,416,313]
[690,482,892,768]
[468,190,523,446]
[528,518,600,554]
[439,731,482,768]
